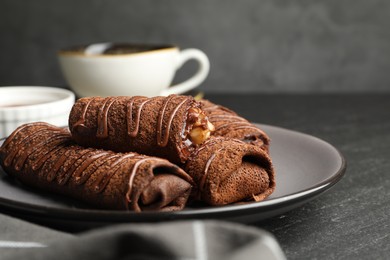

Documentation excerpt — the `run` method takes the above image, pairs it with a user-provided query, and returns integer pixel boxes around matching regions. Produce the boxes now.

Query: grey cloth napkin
[0,213,285,260]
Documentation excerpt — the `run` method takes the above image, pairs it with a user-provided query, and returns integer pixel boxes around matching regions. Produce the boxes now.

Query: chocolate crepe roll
[69,95,214,164]
[200,99,270,152]
[0,122,193,212]
[185,137,275,205]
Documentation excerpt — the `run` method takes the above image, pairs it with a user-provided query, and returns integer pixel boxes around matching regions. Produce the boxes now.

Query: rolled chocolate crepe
[69,95,214,164]
[185,137,275,205]
[0,122,193,212]
[200,99,270,152]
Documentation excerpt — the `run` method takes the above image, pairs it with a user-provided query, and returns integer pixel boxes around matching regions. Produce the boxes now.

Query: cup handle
[160,49,210,96]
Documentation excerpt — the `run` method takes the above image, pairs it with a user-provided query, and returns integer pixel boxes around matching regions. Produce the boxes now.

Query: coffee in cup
[58,43,210,97]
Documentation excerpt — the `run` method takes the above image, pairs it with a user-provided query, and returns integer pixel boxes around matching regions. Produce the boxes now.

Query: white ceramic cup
[58,43,210,97]
[0,86,75,138]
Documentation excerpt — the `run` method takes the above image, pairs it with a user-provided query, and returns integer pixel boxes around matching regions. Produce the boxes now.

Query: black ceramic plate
[0,124,346,231]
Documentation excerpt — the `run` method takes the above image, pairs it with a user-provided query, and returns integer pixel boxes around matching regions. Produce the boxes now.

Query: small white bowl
[0,86,75,138]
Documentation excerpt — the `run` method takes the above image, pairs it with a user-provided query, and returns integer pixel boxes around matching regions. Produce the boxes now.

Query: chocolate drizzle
[214,121,264,133]
[184,136,275,205]
[72,97,94,132]
[0,123,150,194]
[96,97,116,138]
[156,95,188,147]
[91,154,123,192]
[72,95,193,148]
[14,133,69,171]
[3,124,66,168]
[207,111,265,135]
[200,99,270,150]
[125,157,149,204]
[189,136,244,161]
[68,95,208,164]
[198,147,224,198]
[73,152,113,185]
[127,96,150,137]
[34,139,72,173]
[0,122,194,211]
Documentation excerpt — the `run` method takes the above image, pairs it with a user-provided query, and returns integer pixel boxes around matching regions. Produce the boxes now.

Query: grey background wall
[1,0,390,93]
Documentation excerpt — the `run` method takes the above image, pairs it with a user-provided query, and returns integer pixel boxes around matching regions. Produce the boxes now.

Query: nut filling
[185,107,215,146]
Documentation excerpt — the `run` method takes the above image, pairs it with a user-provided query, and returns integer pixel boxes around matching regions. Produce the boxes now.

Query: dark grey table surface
[205,93,390,260]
